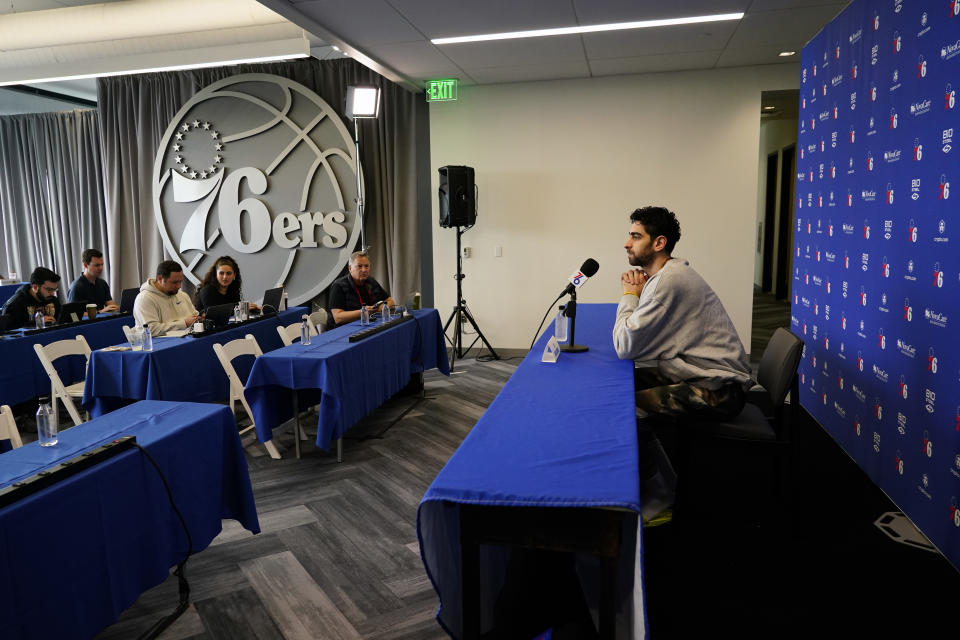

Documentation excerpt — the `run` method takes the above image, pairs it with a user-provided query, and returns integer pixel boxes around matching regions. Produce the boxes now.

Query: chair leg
[61,394,84,427]
[264,439,281,459]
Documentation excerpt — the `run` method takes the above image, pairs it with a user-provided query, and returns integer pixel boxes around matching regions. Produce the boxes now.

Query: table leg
[337,437,343,463]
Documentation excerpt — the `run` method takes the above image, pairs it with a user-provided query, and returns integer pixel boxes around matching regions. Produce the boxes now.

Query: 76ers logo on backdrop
[909,220,918,242]
[928,348,938,373]
[904,299,913,321]
[947,84,956,109]
[940,175,950,199]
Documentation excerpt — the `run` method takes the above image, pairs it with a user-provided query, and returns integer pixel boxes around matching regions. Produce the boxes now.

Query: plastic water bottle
[36,397,57,447]
[34,309,45,329]
[281,292,289,311]
[360,306,370,325]
[381,305,391,324]
[142,325,153,352]
[300,317,312,345]
[554,305,568,342]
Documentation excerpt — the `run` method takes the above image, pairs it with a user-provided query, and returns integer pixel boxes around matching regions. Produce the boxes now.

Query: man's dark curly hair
[629,206,682,255]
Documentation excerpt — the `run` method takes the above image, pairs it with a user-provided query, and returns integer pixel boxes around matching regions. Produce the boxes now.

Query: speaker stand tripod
[443,225,499,371]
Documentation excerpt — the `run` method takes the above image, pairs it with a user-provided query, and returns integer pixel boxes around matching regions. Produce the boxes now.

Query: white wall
[430,64,798,352]
[755,118,800,285]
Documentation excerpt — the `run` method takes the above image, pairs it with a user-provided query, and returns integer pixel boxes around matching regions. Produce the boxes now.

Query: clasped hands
[621,269,649,296]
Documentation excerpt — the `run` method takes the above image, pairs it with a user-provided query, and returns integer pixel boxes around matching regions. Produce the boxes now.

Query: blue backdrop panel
[795,0,960,569]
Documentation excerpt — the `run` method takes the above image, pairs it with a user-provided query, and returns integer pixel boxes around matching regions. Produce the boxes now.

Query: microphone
[561,258,599,297]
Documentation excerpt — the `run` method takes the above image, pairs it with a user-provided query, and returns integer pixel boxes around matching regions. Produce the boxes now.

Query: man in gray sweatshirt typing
[133,260,201,336]
[614,206,752,521]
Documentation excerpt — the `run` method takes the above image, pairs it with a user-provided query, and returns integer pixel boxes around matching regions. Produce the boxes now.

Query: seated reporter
[1,266,61,328]
[133,260,200,336]
[67,248,119,312]
[195,255,258,313]
[327,251,394,328]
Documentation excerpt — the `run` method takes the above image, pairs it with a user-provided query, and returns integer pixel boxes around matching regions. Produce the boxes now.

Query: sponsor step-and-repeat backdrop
[795,0,960,568]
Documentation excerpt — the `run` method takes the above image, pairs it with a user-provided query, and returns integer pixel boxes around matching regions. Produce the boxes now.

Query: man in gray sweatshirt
[133,260,201,336]
[614,206,752,521]
[615,206,752,419]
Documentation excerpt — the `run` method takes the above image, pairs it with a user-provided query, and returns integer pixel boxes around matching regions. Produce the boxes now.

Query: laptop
[260,286,283,315]
[204,303,235,328]
[56,302,89,325]
[119,287,139,314]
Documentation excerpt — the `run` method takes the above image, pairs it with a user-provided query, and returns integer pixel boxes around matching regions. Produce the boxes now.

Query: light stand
[345,86,381,250]
[443,225,499,370]
[559,292,588,352]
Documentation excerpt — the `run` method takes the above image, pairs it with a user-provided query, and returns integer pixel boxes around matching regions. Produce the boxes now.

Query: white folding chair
[212,334,282,459]
[32,335,91,427]
[0,404,24,449]
[308,309,328,334]
[277,321,305,347]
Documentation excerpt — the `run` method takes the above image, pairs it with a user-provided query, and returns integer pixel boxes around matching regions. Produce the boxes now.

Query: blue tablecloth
[82,308,307,416]
[0,282,25,306]
[245,309,450,450]
[0,400,259,640]
[0,313,132,407]
[417,303,645,639]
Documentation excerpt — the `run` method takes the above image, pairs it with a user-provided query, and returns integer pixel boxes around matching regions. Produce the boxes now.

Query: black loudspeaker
[438,165,476,228]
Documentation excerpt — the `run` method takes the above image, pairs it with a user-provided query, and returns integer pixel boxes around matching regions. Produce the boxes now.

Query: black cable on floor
[133,443,194,640]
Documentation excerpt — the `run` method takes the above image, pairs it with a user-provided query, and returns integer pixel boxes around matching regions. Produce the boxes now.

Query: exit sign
[425,79,458,102]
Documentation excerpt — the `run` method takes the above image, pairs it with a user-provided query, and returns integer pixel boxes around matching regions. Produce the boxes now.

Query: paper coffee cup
[86,304,97,319]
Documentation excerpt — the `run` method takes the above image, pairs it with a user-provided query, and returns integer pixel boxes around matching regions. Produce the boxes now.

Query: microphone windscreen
[580,258,599,277]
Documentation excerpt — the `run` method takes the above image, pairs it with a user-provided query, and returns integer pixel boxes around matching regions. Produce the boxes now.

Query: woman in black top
[196,256,254,312]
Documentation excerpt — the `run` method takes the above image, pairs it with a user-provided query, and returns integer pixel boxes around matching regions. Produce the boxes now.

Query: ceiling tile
[589,51,723,76]
[716,45,802,68]
[438,34,586,69]
[388,0,578,39]
[289,0,424,45]
[464,59,591,85]
[365,40,457,76]
[573,0,751,24]
[583,22,738,59]
[750,0,848,10]
[726,5,848,48]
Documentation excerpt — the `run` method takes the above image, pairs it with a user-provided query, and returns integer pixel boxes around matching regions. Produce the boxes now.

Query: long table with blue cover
[0,313,131,407]
[245,308,450,451]
[417,303,646,639]
[81,308,305,416]
[0,400,260,640]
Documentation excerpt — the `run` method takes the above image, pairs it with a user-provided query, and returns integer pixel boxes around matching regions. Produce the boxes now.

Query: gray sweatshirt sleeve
[613,292,673,361]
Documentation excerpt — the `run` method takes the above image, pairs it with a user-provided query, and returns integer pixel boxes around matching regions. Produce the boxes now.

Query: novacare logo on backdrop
[152,74,360,306]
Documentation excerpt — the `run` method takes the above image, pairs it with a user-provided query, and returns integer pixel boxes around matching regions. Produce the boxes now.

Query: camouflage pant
[633,368,746,423]
[633,368,747,484]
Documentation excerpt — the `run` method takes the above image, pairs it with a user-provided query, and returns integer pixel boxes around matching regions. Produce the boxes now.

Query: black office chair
[673,328,804,521]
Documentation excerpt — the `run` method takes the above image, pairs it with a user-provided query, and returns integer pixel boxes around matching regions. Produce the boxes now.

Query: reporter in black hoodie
[1,267,61,328]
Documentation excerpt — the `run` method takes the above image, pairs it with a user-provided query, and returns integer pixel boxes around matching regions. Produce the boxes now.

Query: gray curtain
[96,58,422,305]
[0,109,108,297]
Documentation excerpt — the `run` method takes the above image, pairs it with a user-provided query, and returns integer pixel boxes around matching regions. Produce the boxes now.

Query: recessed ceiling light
[779,51,796,57]
[431,13,745,45]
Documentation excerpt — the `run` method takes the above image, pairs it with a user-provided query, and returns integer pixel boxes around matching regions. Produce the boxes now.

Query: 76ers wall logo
[152,74,360,305]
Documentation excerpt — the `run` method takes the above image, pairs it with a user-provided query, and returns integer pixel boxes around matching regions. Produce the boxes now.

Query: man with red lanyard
[327,251,394,328]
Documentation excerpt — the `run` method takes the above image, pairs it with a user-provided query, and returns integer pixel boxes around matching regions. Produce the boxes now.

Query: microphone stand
[559,291,588,353]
